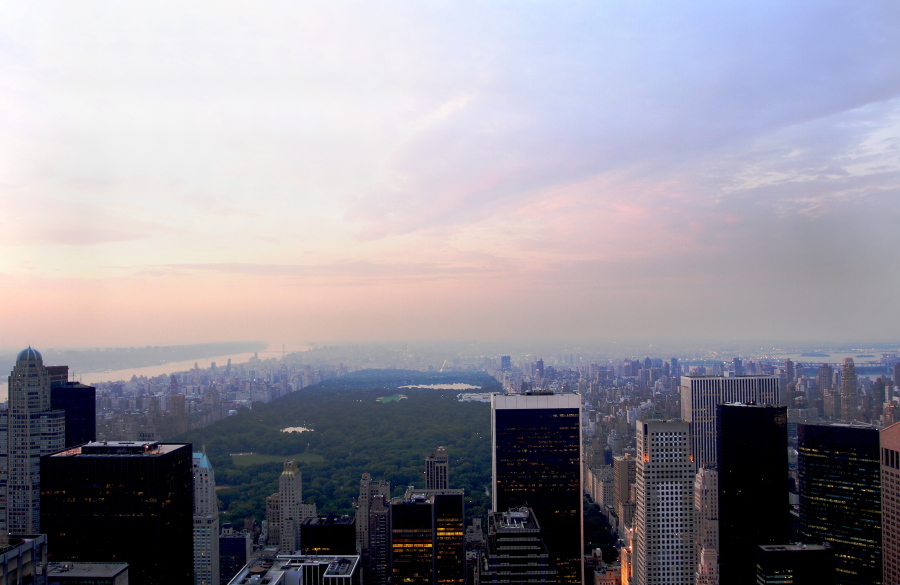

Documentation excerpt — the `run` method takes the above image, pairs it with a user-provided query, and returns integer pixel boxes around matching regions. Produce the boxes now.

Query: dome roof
[16,347,42,361]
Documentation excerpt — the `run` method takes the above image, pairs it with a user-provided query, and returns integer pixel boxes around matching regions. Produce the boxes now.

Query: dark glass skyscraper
[798,422,881,585]
[41,441,194,585]
[491,393,582,584]
[716,403,790,585]
[50,381,96,447]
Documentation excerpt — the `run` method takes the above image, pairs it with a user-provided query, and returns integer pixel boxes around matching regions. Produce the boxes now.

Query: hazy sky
[1,1,899,349]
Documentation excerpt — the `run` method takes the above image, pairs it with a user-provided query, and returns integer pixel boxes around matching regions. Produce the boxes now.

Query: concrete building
[613,454,637,530]
[491,392,582,584]
[1,348,66,533]
[694,467,719,585]
[0,534,47,585]
[840,358,859,421]
[481,508,554,584]
[425,447,449,490]
[272,460,317,554]
[41,441,193,585]
[633,419,695,585]
[680,375,779,469]
[881,421,900,585]
[193,452,220,585]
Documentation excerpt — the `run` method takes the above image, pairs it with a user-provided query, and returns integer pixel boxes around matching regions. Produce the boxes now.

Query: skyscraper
[1,347,66,533]
[41,441,193,585]
[716,403,789,585]
[390,491,465,585]
[193,452,220,585]
[275,459,317,554]
[633,419,695,585]
[840,358,859,421]
[798,422,881,585]
[880,421,900,585]
[425,446,449,490]
[694,467,719,585]
[491,393,582,584]
[680,374,780,468]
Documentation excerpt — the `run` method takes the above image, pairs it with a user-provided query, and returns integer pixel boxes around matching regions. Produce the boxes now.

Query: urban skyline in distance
[1,2,899,349]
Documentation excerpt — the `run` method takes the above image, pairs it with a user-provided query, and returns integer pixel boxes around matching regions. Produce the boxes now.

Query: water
[0,343,311,403]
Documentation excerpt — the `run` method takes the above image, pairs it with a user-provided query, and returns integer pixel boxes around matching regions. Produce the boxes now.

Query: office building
[680,374,779,468]
[425,446,449,490]
[633,419,695,585]
[756,544,833,585]
[47,365,97,448]
[219,525,252,585]
[390,490,465,585]
[694,467,719,585]
[717,403,789,585]
[881,422,900,585]
[0,348,66,534]
[300,515,356,556]
[481,508,555,584]
[798,423,881,585]
[840,358,859,421]
[491,392,582,584]
[41,441,193,585]
[193,452,220,585]
[500,356,511,371]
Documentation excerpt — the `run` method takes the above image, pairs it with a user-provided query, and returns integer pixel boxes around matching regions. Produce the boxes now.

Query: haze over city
[2,1,899,350]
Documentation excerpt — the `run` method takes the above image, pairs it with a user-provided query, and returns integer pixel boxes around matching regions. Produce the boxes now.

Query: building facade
[425,447,449,490]
[881,422,900,585]
[798,423,881,585]
[193,452,220,585]
[716,403,789,585]
[491,392,582,584]
[40,441,193,585]
[1,348,66,534]
[633,419,695,585]
[680,375,779,468]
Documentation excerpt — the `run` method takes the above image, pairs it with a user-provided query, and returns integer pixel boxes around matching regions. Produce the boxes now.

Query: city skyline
[2,2,900,349]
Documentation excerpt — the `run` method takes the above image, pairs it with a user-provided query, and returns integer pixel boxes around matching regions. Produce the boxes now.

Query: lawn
[231,452,325,467]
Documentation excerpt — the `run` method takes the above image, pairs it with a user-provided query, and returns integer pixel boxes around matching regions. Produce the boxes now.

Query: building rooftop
[47,562,129,578]
[48,441,188,457]
[16,347,42,361]
[227,554,360,585]
[758,543,830,552]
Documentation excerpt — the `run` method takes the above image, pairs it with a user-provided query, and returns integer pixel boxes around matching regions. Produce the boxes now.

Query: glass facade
[798,423,881,585]
[492,394,582,584]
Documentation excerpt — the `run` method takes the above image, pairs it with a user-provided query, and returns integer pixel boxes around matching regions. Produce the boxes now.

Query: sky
[1,1,899,350]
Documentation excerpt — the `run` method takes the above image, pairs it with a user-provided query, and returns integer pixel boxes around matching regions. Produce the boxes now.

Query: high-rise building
[390,491,464,585]
[881,422,900,585]
[491,393,582,584]
[733,358,744,376]
[633,419,695,585]
[500,356,511,371]
[716,403,789,585]
[274,460,317,554]
[694,467,719,585]
[40,441,193,585]
[355,473,391,584]
[840,358,859,421]
[193,452,220,585]
[613,453,637,530]
[219,524,252,585]
[425,446,449,490]
[481,508,555,584]
[1,347,66,533]
[301,515,357,556]
[798,423,881,585]
[680,374,779,468]
[50,380,97,448]
[785,359,795,385]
